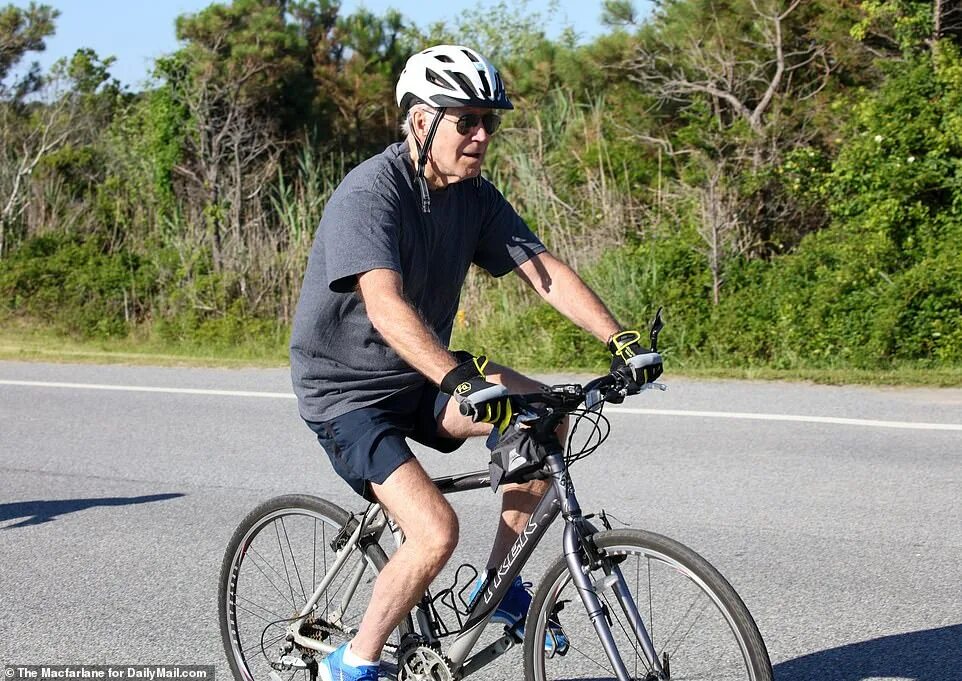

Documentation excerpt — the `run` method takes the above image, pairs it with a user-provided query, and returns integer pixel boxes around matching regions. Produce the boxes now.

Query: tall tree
[0,1,57,99]
[0,2,59,257]
[609,0,862,303]
[301,1,412,157]
[165,0,306,275]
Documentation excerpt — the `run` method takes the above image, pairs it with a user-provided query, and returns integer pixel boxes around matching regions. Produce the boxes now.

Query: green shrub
[0,233,158,338]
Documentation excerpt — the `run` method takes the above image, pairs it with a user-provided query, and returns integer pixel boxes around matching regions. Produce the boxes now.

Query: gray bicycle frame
[285,445,665,681]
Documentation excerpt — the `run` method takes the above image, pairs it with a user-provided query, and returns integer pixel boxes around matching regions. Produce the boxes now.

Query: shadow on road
[775,624,962,681]
[0,493,185,529]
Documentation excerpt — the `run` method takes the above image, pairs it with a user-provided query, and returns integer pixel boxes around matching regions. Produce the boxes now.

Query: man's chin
[462,158,484,175]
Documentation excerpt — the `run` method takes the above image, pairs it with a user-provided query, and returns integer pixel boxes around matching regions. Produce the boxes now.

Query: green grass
[671,365,962,388]
[2,319,960,387]
[0,318,288,368]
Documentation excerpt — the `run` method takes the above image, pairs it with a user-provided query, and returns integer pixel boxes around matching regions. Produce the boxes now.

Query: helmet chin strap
[412,106,446,213]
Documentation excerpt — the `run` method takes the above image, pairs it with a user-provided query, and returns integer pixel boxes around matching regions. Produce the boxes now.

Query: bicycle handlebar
[515,372,665,417]
[460,307,667,430]
[459,371,666,445]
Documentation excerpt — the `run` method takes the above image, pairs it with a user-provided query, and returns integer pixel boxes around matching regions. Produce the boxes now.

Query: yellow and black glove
[608,330,663,393]
[440,351,513,434]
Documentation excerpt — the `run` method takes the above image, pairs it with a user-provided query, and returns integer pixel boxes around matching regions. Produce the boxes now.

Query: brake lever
[599,387,627,405]
[602,381,666,406]
[649,306,664,352]
[514,409,541,429]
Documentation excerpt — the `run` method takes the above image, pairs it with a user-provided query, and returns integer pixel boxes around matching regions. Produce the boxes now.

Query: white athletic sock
[344,643,379,668]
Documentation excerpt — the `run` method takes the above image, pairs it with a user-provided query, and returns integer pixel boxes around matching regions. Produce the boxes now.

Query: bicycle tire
[218,494,411,681]
[523,528,773,681]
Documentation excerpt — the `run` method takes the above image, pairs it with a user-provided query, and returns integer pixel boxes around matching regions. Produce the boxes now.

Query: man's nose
[470,124,490,142]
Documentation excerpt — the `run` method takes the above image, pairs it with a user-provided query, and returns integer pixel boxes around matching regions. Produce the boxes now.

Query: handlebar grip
[459,401,477,419]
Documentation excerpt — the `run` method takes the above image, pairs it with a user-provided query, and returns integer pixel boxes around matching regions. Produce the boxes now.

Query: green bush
[0,233,158,338]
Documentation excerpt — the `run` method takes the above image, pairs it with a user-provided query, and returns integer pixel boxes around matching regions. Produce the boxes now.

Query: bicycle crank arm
[459,631,518,678]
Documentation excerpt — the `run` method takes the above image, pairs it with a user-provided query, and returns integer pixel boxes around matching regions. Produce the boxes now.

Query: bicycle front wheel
[524,528,772,681]
[218,494,410,681]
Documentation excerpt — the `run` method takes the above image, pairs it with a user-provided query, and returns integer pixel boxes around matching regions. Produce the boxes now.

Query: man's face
[415,106,500,187]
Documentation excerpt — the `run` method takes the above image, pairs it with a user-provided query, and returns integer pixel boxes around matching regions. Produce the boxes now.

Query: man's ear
[411,108,427,136]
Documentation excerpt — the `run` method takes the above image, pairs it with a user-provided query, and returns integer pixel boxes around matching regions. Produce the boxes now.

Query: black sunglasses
[446,112,502,136]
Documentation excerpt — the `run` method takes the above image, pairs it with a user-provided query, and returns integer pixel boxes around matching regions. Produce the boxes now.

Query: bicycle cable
[563,403,612,466]
[259,613,311,669]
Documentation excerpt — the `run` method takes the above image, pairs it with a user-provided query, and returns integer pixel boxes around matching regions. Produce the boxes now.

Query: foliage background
[0,0,960,375]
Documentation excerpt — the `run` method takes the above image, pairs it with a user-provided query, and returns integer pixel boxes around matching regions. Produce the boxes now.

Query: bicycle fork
[547,453,666,681]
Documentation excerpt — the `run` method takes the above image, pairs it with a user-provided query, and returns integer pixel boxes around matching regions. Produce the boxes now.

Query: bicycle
[218,312,774,681]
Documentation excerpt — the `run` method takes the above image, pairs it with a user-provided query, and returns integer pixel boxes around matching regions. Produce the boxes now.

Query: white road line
[2,379,961,432]
[604,407,962,431]
[0,379,295,399]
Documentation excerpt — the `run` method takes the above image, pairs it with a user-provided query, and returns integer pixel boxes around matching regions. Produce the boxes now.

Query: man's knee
[406,502,459,570]
[375,459,460,567]
[429,505,460,562]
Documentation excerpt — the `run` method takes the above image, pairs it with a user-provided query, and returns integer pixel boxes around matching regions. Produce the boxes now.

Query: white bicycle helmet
[398,45,511,213]
[396,44,513,112]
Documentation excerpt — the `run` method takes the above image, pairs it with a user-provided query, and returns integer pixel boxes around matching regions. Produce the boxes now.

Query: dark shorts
[306,385,465,501]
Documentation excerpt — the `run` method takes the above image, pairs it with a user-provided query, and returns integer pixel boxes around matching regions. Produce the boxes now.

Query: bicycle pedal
[503,620,525,643]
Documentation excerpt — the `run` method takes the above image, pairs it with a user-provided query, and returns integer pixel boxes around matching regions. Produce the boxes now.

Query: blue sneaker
[469,576,569,654]
[319,643,379,681]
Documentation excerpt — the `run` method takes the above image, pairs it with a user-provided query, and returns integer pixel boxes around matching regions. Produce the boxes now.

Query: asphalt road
[1,361,960,680]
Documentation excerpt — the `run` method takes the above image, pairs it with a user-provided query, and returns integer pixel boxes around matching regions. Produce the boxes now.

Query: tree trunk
[935,0,962,43]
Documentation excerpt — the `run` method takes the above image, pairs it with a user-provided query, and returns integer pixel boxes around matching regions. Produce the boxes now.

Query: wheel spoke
[280,516,309,605]
[660,594,711,658]
[243,547,299,611]
[275,519,300,610]
[235,594,291,623]
[221,499,409,681]
[600,590,653,677]
[528,531,770,681]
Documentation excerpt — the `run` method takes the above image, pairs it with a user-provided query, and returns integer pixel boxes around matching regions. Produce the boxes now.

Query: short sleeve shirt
[290,141,546,423]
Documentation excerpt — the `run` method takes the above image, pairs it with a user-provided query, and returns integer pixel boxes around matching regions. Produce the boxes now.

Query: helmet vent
[477,71,491,97]
[425,68,455,90]
[434,54,455,63]
[462,49,480,63]
[494,72,505,98]
[447,71,478,99]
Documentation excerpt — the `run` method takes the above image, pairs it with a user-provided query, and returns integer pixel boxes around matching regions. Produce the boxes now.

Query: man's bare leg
[438,364,561,571]
[348,458,459,661]
[349,366,561,660]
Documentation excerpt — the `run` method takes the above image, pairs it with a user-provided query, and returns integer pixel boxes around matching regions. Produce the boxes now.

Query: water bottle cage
[426,563,481,634]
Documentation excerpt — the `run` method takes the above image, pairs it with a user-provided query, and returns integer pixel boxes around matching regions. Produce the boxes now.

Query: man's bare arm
[514,251,622,343]
[357,268,458,385]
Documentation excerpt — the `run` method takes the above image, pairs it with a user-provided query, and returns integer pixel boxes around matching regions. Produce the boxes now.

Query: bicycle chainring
[397,645,455,681]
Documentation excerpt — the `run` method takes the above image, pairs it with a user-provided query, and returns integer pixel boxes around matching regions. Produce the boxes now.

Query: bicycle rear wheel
[218,494,410,681]
[524,528,772,681]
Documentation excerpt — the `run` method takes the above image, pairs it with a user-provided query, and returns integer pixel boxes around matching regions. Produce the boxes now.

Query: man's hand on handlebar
[440,351,514,434]
[607,329,663,398]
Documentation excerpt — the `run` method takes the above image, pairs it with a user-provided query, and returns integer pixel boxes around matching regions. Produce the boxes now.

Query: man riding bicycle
[289,44,662,681]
